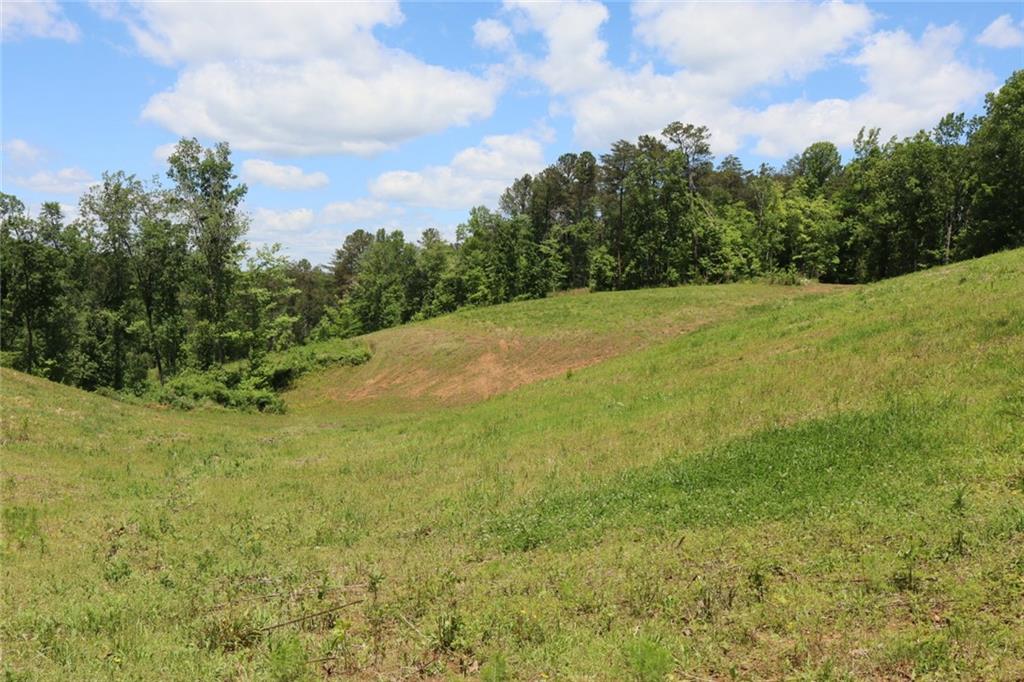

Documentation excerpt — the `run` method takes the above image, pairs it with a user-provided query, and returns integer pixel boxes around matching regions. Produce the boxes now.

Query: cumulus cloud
[247,207,334,264]
[248,201,405,264]
[977,14,1024,48]
[250,207,315,235]
[152,142,178,163]
[13,167,96,195]
[851,25,987,108]
[3,139,44,165]
[126,2,398,65]
[474,18,515,52]
[107,2,502,156]
[1,0,80,42]
[567,69,747,153]
[633,1,873,94]
[507,0,612,94]
[370,133,545,210]
[241,159,328,190]
[503,1,994,158]
[320,199,395,225]
[747,25,995,156]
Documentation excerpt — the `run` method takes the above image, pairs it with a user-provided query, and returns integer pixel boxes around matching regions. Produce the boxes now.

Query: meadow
[2,249,1022,680]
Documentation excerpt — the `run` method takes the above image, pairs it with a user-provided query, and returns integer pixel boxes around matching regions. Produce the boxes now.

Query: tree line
[2,70,1020,396]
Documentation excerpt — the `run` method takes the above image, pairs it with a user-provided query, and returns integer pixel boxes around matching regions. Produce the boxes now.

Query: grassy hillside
[2,251,1023,680]
[289,281,841,414]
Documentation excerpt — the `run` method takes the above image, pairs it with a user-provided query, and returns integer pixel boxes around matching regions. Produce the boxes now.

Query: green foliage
[2,506,45,552]
[249,341,371,392]
[479,653,511,681]
[763,266,804,286]
[155,368,282,412]
[263,633,309,682]
[330,229,374,298]
[309,304,362,342]
[152,340,370,411]
[623,636,673,681]
[346,229,420,332]
[1,140,339,398]
[167,138,248,367]
[432,609,463,652]
[963,70,1024,256]
[486,404,935,551]
[587,245,617,291]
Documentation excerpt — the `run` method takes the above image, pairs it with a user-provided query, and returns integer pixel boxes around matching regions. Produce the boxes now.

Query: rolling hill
[2,250,1023,680]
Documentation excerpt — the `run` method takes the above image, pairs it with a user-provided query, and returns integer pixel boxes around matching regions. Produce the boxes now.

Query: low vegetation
[149,339,371,412]
[2,248,1022,679]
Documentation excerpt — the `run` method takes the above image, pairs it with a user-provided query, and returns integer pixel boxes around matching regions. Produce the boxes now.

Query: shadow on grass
[485,399,952,551]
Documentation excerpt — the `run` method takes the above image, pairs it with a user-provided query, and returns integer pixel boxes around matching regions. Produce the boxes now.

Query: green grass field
[2,251,1023,680]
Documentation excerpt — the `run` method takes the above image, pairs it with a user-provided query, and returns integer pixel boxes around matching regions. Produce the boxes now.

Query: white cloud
[126,2,400,65]
[87,0,121,22]
[152,142,178,163]
[633,1,873,94]
[14,167,96,195]
[248,202,404,264]
[503,1,740,148]
[3,139,44,165]
[247,226,348,265]
[977,14,1024,49]
[1,0,80,42]
[850,25,984,109]
[107,2,502,156]
[506,1,994,158]
[567,69,747,152]
[320,199,394,225]
[142,59,500,157]
[241,159,328,190]
[370,133,545,210]
[507,0,613,94]
[474,18,515,52]
[250,207,315,235]
[746,25,996,156]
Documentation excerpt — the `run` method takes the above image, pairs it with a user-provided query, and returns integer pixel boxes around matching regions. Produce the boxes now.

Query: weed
[102,558,131,584]
[196,611,263,652]
[625,568,664,618]
[320,621,355,673]
[264,632,309,682]
[480,653,510,681]
[950,486,968,517]
[623,636,673,681]
[947,529,968,558]
[433,608,463,652]
[1007,469,1024,493]
[510,609,546,646]
[747,567,768,603]
[2,506,44,552]
[891,546,920,592]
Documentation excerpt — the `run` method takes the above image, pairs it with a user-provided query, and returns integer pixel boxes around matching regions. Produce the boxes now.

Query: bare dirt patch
[291,283,852,412]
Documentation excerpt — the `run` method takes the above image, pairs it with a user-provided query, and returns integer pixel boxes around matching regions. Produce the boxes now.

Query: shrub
[249,342,370,392]
[150,341,370,412]
[764,266,804,286]
[155,369,283,413]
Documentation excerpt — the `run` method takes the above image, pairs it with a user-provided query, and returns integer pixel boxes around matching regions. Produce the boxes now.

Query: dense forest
[1,70,1020,399]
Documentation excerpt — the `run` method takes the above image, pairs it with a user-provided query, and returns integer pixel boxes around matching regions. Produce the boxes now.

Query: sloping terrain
[2,251,1023,680]
[289,282,840,414]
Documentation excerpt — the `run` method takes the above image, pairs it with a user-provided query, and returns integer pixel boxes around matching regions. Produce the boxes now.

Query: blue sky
[2,1,1021,265]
